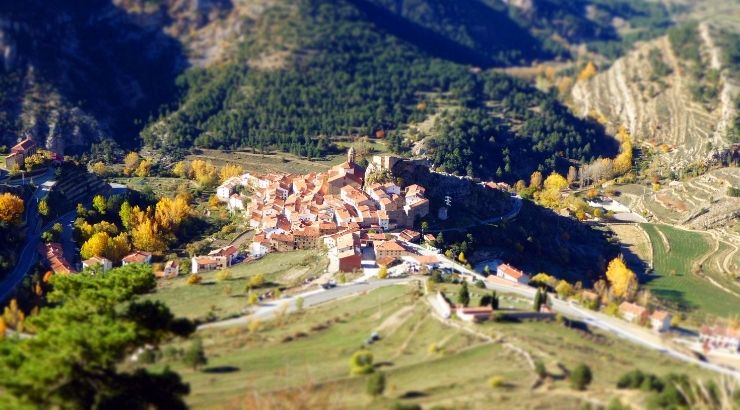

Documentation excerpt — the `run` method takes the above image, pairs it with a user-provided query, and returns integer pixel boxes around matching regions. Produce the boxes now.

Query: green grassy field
[142,251,327,321]
[145,283,714,410]
[640,224,740,318]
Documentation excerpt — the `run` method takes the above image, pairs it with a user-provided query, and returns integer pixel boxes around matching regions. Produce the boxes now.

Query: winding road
[200,239,740,380]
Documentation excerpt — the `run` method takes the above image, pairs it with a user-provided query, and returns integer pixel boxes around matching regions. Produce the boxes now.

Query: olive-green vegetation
[668,23,722,106]
[150,284,714,409]
[144,0,618,180]
[641,223,740,318]
[507,0,672,58]
[144,251,327,321]
[0,264,195,409]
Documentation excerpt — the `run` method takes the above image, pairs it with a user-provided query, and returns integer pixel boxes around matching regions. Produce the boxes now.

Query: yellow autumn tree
[567,166,578,185]
[108,233,132,262]
[530,171,543,190]
[123,152,140,176]
[2,299,24,331]
[130,216,167,252]
[219,164,244,183]
[191,159,218,187]
[605,257,638,298]
[613,126,633,176]
[0,193,24,224]
[135,159,151,178]
[0,317,5,339]
[90,161,107,177]
[80,232,111,260]
[154,196,191,232]
[544,172,568,192]
[38,199,50,217]
[173,161,192,179]
[577,61,597,82]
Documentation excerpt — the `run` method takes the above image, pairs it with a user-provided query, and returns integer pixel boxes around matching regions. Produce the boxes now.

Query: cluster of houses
[213,150,431,272]
[77,250,178,278]
[618,301,672,332]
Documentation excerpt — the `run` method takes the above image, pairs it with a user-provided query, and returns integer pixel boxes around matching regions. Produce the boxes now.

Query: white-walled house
[650,310,672,332]
[496,263,529,284]
[122,251,152,266]
[82,256,112,273]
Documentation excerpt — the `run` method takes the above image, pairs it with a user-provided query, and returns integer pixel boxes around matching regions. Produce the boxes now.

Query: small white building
[162,260,179,278]
[650,310,672,332]
[496,263,529,284]
[217,176,241,202]
[250,240,270,258]
[208,245,238,266]
[619,302,648,323]
[700,326,740,354]
[122,251,152,266]
[82,256,112,273]
[191,256,227,273]
[456,305,493,322]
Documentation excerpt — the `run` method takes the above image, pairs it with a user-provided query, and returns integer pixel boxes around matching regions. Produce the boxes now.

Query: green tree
[119,201,133,230]
[570,364,593,390]
[457,281,470,307]
[0,264,194,408]
[295,297,304,311]
[366,371,386,397]
[183,338,208,370]
[533,289,543,312]
[491,291,499,310]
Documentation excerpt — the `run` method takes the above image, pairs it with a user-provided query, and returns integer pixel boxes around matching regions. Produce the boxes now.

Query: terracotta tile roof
[122,250,152,263]
[619,302,647,317]
[650,310,671,321]
[498,263,526,279]
[375,240,406,252]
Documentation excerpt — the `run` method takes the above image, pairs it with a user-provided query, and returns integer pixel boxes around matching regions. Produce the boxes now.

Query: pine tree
[491,291,499,310]
[458,281,470,307]
[533,289,543,312]
[183,338,208,370]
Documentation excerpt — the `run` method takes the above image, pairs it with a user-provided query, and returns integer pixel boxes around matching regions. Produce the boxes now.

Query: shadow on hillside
[0,0,211,149]
[347,0,555,67]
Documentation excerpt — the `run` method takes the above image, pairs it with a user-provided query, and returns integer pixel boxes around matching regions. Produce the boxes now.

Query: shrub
[186,274,202,285]
[366,371,386,397]
[534,360,547,379]
[617,369,646,389]
[489,376,505,388]
[349,350,374,375]
[570,364,593,390]
[215,269,232,281]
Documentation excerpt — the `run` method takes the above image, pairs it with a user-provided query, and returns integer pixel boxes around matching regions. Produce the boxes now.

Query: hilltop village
[209,149,431,273]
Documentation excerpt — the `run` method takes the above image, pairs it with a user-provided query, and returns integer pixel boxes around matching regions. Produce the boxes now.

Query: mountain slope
[571,22,737,169]
[143,0,618,181]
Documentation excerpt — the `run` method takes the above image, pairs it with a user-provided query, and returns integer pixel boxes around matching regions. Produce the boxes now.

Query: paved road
[199,278,411,330]
[416,246,740,379]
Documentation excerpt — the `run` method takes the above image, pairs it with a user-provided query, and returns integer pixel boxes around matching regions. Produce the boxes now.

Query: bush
[534,360,547,379]
[349,350,374,375]
[215,269,232,281]
[186,274,202,285]
[366,371,386,397]
[617,369,645,389]
[489,376,505,388]
[570,364,593,390]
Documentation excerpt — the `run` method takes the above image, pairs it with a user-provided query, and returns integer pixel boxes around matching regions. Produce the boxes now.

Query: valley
[0,0,738,409]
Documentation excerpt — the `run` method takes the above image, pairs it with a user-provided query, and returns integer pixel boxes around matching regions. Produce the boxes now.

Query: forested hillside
[144,0,617,180]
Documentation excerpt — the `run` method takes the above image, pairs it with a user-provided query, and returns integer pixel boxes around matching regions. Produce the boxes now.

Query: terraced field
[572,16,737,171]
[641,223,740,319]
